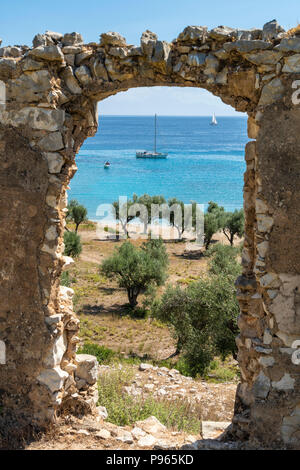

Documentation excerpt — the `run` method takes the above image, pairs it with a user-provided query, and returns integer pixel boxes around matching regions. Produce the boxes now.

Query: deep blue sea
[68,115,248,220]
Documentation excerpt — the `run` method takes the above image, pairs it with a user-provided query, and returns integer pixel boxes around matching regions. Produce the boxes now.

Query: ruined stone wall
[1,19,300,448]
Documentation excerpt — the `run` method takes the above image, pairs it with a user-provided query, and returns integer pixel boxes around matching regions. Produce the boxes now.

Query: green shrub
[130,306,149,319]
[206,244,241,278]
[77,343,116,364]
[61,271,71,287]
[152,246,241,376]
[64,231,82,258]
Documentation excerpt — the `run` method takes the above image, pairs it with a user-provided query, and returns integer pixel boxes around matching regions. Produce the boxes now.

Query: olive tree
[222,209,245,246]
[100,239,168,307]
[67,199,88,233]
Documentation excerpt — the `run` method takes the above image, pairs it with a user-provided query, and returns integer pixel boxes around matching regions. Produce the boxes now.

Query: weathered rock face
[1,19,300,448]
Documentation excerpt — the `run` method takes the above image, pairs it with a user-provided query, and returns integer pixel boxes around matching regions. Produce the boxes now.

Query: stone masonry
[1,19,300,448]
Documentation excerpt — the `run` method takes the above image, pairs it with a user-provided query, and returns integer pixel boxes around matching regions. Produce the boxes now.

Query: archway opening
[64,86,247,432]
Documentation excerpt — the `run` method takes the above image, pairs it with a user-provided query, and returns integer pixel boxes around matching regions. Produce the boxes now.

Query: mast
[154,114,157,154]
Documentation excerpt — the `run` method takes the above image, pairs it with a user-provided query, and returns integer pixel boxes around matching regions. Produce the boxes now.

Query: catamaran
[210,113,218,126]
[136,114,168,159]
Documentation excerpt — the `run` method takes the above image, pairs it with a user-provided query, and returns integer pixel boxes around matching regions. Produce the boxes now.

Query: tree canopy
[100,239,169,307]
[152,244,241,376]
[67,199,88,233]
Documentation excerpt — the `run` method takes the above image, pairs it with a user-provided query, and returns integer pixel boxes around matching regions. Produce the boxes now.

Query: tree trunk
[121,220,129,238]
[127,288,139,307]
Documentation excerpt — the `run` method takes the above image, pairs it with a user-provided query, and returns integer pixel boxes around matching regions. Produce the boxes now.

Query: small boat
[210,113,218,126]
[136,114,168,159]
[104,161,110,169]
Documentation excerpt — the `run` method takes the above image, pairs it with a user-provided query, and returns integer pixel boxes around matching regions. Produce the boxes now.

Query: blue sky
[1,0,299,115]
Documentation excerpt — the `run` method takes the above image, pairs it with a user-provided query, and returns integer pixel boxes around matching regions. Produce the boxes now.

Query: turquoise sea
[68,115,248,220]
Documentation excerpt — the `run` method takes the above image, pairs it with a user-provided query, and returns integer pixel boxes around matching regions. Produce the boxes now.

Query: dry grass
[97,365,202,434]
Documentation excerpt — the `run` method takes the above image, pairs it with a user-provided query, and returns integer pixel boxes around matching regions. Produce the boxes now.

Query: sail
[212,113,217,125]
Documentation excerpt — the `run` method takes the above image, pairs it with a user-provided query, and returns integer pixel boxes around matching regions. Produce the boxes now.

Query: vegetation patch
[98,366,202,434]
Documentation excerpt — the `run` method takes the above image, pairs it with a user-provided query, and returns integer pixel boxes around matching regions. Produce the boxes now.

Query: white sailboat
[210,113,218,126]
[136,114,168,159]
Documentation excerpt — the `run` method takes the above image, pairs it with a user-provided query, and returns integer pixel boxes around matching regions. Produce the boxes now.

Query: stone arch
[1,20,300,448]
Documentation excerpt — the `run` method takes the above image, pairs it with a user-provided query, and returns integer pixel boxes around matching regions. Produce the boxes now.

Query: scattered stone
[136,416,166,435]
[76,429,90,436]
[95,429,111,439]
[144,383,155,391]
[201,421,230,439]
[139,363,153,371]
[131,427,146,439]
[154,440,174,450]
[97,406,108,420]
[137,434,156,447]
[117,431,134,444]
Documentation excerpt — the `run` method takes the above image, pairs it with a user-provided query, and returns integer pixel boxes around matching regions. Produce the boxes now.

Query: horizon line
[98,114,247,118]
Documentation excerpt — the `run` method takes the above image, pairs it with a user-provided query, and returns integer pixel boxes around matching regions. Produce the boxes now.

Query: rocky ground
[26,414,237,451]
[26,362,237,450]
[104,362,237,422]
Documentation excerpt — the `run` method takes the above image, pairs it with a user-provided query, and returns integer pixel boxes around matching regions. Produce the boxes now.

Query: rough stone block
[75,354,99,385]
